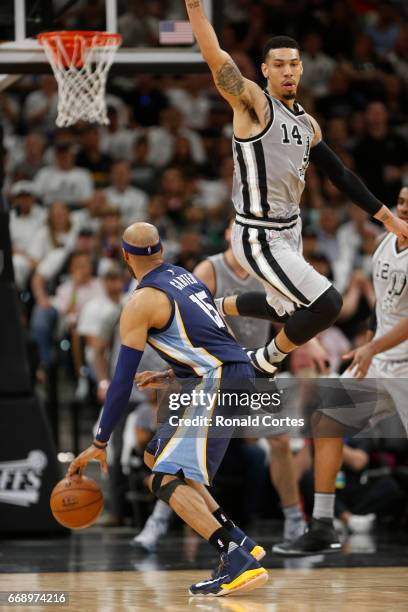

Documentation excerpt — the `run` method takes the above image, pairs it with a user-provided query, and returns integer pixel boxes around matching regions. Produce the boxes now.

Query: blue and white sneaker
[230,525,266,561]
[189,544,268,597]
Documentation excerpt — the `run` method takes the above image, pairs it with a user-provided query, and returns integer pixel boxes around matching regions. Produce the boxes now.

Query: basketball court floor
[1,524,407,611]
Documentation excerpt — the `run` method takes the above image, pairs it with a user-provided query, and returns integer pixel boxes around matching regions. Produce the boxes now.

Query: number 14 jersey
[232,91,314,221]
[136,263,250,378]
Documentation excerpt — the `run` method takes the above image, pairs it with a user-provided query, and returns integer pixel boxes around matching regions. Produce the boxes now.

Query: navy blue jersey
[137,263,250,378]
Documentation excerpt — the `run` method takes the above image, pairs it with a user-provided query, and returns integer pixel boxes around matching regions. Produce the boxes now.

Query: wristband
[93,440,108,449]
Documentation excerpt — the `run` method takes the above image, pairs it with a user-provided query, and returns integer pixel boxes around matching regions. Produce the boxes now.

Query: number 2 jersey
[373,233,408,361]
[136,263,250,378]
[232,91,314,221]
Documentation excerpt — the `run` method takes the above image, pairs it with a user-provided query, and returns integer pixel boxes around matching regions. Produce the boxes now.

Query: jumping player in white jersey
[184,1,407,375]
[184,0,408,554]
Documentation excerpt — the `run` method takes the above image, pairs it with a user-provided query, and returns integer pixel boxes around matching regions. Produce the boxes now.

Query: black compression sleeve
[236,292,289,323]
[368,308,377,334]
[310,141,383,215]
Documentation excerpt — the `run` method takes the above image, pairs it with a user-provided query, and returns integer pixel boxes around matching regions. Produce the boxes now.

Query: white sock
[151,500,172,522]
[266,338,288,364]
[283,503,303,521]
[313,493,335,520]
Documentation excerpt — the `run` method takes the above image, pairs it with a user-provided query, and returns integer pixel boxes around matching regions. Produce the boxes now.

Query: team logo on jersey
[0,450,48,507]
[167,269,176,276]
[382,270,407,312]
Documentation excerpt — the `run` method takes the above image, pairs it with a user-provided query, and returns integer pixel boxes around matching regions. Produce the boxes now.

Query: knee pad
[151,471,185,504]
[310,286,343,325]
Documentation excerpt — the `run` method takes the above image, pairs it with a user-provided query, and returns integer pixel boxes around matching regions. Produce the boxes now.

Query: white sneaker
[347,513,376,534]
[130,516,169,552]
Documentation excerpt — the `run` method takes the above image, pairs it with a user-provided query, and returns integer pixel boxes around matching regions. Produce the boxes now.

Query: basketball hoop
[38,31,122,127]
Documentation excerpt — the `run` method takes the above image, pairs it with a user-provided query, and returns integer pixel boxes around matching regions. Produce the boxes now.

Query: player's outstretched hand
[383,214,408,240]
[342,343,376,379]
[135,369,175,389]
[304,338,331,374]
[67,445,108,477]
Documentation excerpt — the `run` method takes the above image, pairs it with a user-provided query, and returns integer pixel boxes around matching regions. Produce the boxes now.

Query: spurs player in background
[185,0,408,554]
[275,186,408,556]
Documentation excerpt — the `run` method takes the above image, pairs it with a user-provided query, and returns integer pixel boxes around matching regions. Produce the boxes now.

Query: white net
[39,32,121,127]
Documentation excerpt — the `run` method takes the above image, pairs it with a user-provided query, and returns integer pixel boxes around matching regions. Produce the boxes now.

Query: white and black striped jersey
[373,233,408,361]
[232,91,314,221]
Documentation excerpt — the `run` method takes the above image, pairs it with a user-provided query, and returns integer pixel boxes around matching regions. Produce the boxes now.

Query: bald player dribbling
[68,222,268,597]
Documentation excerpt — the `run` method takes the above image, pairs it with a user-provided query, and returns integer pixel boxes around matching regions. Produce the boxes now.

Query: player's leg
[144,452,268,596]
[266,437,305,544]
[131,409,173,552]
[142,363,269,596]
[227,221,342,374]
[187,479,266,560]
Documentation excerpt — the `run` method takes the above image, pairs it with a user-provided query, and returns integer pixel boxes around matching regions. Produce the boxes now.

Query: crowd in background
[2,0,408,534]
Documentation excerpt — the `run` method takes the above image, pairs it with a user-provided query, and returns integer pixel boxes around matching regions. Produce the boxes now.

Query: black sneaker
[246,348,278,377]
[272,518,342,557]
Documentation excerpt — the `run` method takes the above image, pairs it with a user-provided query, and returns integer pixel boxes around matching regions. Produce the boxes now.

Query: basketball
[50,475,104,529]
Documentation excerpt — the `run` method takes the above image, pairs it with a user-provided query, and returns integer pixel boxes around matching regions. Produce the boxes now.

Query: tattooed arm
[185,0,264,112]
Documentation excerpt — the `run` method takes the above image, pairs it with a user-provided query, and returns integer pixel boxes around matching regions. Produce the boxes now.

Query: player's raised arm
[185,0,262,109]
[308,115,408,241]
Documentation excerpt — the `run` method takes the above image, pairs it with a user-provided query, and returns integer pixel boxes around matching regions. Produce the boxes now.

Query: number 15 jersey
[136,263,250,378]
[232,91,314,221]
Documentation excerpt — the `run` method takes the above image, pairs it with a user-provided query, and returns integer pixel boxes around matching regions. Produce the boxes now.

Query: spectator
[301,31,336,98]
[11,132,46,181]
[365,2,401,57]
[96,208,124,268]
[23,75,58,132]
[34,142,93,207]
[71,190,108,234]
[29,201,77,265]
[147,107,206,168]
[105,160,148,226]
[30,251,103,377]
[100,106,136,161]
[77,264,125,380]
[130,136,158,195]
[316,206,341,266]
[9,181,46,290]
[165,74,211,130]
[76,124,112,188]
[352,101,408,204]
[386,26,408,91]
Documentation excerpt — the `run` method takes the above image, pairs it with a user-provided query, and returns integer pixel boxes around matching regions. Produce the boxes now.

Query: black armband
[236,292,289,323]
[310,141,383,215]
[367,308,377,334]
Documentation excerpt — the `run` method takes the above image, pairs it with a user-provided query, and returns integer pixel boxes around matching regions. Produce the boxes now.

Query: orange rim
[38,31,122,67]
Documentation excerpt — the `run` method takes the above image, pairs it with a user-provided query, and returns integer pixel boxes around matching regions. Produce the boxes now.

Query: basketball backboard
[0,0,222,75]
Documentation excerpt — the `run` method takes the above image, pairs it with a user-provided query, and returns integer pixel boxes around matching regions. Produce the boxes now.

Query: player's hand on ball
[67,445,108,477]
[342,343,376,379]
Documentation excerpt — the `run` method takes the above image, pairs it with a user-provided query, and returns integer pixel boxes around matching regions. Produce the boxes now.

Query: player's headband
[121,238,162,256]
